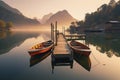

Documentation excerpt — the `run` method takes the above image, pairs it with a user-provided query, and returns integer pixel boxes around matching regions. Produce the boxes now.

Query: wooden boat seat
[43,43,51,46]
[70,43,79,46]
[74,46,82,48]
[43,42,52,47]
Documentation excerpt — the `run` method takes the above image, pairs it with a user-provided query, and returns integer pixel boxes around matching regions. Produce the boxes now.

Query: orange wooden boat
[68,40,91,56]
[28,40,53,56]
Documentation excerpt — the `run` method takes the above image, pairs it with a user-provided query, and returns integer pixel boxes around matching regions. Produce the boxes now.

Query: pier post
[62,27,65,36]
[51,23,54,44]
[51,23,53,41]
[53,24,54,45]
[64,27,65,36]
[55,21,57,46]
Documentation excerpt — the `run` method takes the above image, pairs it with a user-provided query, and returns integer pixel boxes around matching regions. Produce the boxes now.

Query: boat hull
[72,49,91,56]
[68,40,91,56]
[28,46,52,56]
[28,40,53,56]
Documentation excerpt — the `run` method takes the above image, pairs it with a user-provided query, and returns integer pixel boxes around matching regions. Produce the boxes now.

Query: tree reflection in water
[86,32,120,57]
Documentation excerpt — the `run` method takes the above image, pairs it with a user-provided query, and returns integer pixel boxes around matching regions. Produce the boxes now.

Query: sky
[3,0,119,20]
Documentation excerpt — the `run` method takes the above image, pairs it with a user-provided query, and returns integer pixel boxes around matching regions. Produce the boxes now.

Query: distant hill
[0,0,22,15]
[44,10,77,27]
[40,13,53,24]
[0,1,40,26]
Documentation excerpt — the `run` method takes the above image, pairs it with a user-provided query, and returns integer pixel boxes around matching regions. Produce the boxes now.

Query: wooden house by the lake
[105,21,120,32]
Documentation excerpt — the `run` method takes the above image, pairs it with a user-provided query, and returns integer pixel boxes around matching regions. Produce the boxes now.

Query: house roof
[106,21,120,24]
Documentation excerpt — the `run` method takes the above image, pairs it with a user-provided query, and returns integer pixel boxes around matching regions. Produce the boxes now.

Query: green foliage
[76,21,84,26]
[0,20,6,28]
[6,22,13,30]
[0,19,13,31]
[78,1,120,28]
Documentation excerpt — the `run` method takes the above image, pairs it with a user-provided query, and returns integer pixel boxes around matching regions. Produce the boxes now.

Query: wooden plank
[65,34,86,37]
[53,33,70,55]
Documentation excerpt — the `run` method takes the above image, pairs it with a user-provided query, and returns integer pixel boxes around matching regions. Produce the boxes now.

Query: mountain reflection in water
[0,31,50,55]
[0,31,120,80]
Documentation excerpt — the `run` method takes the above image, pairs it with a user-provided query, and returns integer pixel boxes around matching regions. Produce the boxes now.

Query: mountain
[0,1,40,26]
[40,13,53,24]
[45,10,77,27]
[0,0,22,15]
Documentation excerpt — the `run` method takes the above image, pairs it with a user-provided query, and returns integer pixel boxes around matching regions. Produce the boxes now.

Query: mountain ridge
[40,13,53,24]
[44,10,77,27]
[0,1,40,26]
[0,1,22,15]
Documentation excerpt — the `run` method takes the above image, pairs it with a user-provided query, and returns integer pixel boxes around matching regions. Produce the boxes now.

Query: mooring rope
[91,52,101,68]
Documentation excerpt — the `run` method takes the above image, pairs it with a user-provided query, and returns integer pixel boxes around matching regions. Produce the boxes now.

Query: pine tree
[117,0,120,4]
[109,0,116,7]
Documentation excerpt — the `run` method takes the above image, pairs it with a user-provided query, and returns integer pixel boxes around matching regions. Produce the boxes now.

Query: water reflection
[0,31,41,55]
[30,50,51,67]
[0,31,120,80]
[51,54,73,69]
[74,53,91,71]
[0,31,12,39]
[86,33,120,57]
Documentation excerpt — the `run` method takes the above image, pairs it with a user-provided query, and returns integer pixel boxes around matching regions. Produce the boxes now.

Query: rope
[91,52,101,68]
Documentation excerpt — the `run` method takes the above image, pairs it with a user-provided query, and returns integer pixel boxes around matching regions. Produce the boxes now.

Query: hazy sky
[3,0,119,20]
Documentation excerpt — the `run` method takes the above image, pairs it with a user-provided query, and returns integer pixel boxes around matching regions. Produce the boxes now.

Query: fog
[11,25,70,32]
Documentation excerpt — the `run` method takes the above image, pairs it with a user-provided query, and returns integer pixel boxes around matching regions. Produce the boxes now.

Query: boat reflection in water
[74,53,91,71]
[30,50,51,67]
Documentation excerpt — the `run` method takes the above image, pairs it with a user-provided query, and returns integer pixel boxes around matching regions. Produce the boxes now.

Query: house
[105,21,120,32]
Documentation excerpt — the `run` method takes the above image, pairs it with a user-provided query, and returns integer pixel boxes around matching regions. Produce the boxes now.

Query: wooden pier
[51,22,73,69]
[65,34,86,40]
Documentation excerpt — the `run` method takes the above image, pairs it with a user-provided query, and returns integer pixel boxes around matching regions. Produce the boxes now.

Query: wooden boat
[30,51,51,67]
[74,53,91,71]
[68,40,91,56]
[28,40,53,56]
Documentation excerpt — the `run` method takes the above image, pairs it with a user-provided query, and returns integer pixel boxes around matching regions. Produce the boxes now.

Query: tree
[117,0,120,4]
[109,0,116,7]
[6,22,13,30]
[76,21,84,26]
[69,22,77,34]
[0,20,13,31]
[0,20,6,30]
[97,4,108,12]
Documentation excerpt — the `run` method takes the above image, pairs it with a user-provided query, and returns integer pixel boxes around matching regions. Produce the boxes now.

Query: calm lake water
[0,31,120,80]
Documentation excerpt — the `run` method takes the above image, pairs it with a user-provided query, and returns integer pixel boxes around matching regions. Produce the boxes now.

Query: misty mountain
[40,13,53,24]
[0,1,40,26]
[0,0,22,15]
[45,10,77,27]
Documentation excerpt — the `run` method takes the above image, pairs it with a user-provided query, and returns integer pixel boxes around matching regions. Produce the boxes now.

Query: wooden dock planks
[51,33,73,69]
[65,34,86,37]
[53,33,70,54]
[51,22,73,70]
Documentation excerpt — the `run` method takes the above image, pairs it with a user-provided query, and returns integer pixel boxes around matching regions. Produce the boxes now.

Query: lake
[0,31,120,80]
